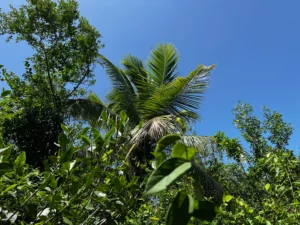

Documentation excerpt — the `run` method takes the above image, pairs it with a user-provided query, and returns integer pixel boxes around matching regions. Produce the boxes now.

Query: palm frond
[121,55,155,102]
[140,64,215,121]
[99,54,140,124]
[66,93,117,127]
[147,43,179,86]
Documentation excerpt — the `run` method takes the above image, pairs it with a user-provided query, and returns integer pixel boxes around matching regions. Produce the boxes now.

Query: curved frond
[121,55,154,102]
[67,93,117,127]
[99,54,140,123]
[147,43,179,86]
[140,64,215,121]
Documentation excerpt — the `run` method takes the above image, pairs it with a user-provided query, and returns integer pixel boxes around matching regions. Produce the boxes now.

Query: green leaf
[61,124,70,133]
[172,143,196,160]
[104,127,115,142]
[265,183,271,191]
[155,151,167,168]
[1,90,11,97]
[14,151,26,167]
[171,143,186,158]
[58,132,68,151]
[223,194,233,203]
[60,147,75,164]
[145,158,191,195]
[112,177,121,193]
[86,166,97,187]
[184,148,196,160]
[155,134,181,156]
[166,191,194,225]
[38,174,54,191]
[0,146,10,154]
[81,135,91,146]
[63,216,73,225]
[2,184,18,195]
[193,200,216,221]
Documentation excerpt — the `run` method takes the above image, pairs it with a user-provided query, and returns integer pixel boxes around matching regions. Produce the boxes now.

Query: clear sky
[1,0,299,152]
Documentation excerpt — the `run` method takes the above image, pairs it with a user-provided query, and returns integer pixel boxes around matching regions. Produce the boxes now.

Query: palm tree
[68,43,224,202]
[70,43,214,145]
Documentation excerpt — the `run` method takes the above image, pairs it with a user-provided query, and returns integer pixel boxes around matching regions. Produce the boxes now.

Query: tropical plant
[69,43,215,165]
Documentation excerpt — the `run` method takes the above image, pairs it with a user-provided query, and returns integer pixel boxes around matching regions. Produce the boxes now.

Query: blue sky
[1,0,299,151]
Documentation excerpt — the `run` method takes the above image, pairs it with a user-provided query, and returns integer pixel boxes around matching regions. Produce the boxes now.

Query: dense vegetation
[0,1,299,224]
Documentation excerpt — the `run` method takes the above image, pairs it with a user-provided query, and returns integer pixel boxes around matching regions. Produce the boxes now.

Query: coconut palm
[69,43,214,145]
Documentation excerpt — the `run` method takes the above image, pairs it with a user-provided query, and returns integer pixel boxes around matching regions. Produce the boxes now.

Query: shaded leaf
[145,158,191,195]
[193,200,216,221]
[166,191,193,225]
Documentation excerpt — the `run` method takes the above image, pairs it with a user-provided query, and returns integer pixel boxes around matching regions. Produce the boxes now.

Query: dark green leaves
[145,158,191,195]
[166,191,194,225]
[154,134,181,155]
[193,200,216,221]
[0,162,13,175]
[166,191,216,225]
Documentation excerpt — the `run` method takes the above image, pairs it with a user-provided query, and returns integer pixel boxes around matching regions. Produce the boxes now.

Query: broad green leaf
[183,148,196,160]
[86,166,97,187]
[81,135,91,145]
[265,183,271,191]
[193,200,216,221]
[14,151,26,167]
[2,184,17,195]
[59,132,68,151]
[61,124,70,133]
[60,147,75,164]
[104,127,115,142]
[155,151,167,168]
[38,174,54,191]
[166,191,194,225]
[155,134,181,155]
[112,177,121,193]
[172,144,196,160]
[171,143,186,158]
[223,194,233,203]
[1,90,11,97]
[94,134,104,151]
[62,162,70,171]
[63,216,73,225]
[145,158,191,195]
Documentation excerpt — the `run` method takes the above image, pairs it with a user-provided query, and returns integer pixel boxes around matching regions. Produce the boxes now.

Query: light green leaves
[265,183,271,191]
[145,158,191,195]
[223,194,234,203]
[14,151,26,167]
[172,143,196,160]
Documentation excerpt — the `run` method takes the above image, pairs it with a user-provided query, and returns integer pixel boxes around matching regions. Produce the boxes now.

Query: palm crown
[71,43,214,130]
